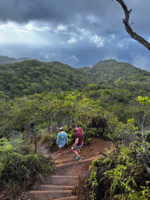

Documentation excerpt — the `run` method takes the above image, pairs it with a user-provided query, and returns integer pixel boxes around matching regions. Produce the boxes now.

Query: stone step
[54,153,86,162]
[55,156,76,164]
[40,185,74,190]
[47,175,78,185]
[54,196,78,200]
[55,155,88,164]
[50,150,73,159]
[23,190,73,200]
[38,143,50,156]
[49,149,71,155]
[56,155,104,168]
[52,149,113,160]
[27,190,72,194]
[54,153,73,160]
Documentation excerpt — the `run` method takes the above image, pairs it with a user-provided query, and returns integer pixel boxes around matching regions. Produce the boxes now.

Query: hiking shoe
[77,157,82,161]
[74,156,78,161]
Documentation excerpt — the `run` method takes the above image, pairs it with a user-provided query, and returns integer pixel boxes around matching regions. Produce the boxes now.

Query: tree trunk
[47,122,50,133]
[34,123,37,154]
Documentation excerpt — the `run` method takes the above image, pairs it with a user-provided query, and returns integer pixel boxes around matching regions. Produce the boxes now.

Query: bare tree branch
[136,148,150,173]
[115,0,150,50]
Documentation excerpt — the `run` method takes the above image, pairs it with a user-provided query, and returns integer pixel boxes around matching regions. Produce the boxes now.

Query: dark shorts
[73,144,83,150]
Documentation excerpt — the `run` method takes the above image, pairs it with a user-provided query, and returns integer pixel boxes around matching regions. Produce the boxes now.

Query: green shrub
[87,145,150,200]
[36,134,42,141]
[0,138,54,200]
[67,130,75,145]
[37,121,47,129]
[40,132,50,144]
[83,128,97,144]
[68,138,73,145]
[49,134,57,150]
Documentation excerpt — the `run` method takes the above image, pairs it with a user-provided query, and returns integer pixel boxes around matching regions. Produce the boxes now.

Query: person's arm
[73,138,79,147]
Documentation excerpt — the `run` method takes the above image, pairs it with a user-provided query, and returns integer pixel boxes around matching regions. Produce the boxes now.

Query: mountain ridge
[0,55,31,64]
[0,58,150,98]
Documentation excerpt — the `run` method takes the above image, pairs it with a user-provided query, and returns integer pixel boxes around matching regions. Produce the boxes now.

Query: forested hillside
[1,58,150,199]
[0,59,150,99]
[85,59,150,84]
[0,60,93,98]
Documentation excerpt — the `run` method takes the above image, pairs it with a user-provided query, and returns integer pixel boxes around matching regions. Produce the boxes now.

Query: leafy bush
[49,134,57,149]
[83,128,97,145]
[67,129,75,145]
[0,138,54,200]
[87,145,150,200]
[36,133,42,141]
[40,132,50,144]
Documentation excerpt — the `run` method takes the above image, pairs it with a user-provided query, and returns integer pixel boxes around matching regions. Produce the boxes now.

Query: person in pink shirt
[71,123,83,161]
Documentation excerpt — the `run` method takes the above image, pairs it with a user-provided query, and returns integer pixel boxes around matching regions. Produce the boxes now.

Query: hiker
[71,123,83,161]
[56,127,68,155]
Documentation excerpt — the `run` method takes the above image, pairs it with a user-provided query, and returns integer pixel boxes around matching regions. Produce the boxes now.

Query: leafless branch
[136,148,150,173]
[144,125,150,141]
[115,0,150,50]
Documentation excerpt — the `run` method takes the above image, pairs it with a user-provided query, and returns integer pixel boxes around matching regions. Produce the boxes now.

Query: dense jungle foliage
[1,59,150,98]
[1,59,150,199]
[0,137,54,200]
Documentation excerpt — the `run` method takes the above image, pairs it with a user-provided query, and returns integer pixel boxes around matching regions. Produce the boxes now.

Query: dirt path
[22,138,114,200]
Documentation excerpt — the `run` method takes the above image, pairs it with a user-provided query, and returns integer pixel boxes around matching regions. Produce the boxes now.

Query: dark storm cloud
[1,0,150,34]
[0,32,150,71]
[0,0,150,71]
[0,0,150,40]
[0,0,63,23]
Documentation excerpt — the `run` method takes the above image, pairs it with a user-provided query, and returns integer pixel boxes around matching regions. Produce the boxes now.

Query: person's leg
[76,144,83,156]
[59,148,61,155]
[62,146,64,154]
[71,146,80,157]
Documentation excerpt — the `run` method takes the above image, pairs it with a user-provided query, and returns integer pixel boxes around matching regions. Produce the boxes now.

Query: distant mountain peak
[0,55,31,64]
[94,59,117,66]
[97,59,117,63]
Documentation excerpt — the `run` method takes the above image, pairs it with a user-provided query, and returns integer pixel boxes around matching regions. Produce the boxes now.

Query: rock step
[56,155,103,168]
[53,153,73,160]
[23,190,74,200]
[53,154,74,161]
[47,150,72,158]
[54,151,100,162]
[48,175,78,185]
[40,185,74,190]
[55,156,78,164]
[54,153,74,160]
[38,144,50,156]
[27,190,72,194]
[54,196,78,200]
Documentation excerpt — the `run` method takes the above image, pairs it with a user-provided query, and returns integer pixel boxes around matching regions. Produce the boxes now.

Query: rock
[78,171,91,188]
[73,171,91,195]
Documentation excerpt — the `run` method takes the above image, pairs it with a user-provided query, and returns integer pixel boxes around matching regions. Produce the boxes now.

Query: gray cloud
[1,0,150,34]
[0,0,150,71]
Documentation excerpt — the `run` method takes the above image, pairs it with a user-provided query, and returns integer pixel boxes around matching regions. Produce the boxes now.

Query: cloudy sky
[0,0,150,70]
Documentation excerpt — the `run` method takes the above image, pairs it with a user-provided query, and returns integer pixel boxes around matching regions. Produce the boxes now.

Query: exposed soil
[53,138,114,177]
[23,138,114,200]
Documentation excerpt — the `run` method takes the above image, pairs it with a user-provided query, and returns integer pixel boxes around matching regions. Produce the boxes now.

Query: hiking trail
[22,138,113,200]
